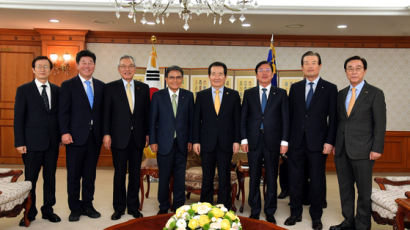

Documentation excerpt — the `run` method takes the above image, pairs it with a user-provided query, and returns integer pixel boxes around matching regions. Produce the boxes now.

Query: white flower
[216,204,226,209]
[210,222,221,229]
[211,217,217,222]
[231,222,241,229]
[165,217,175,228]
[182,212,190,220]
[216,218,222,223]
[176,219,187,228]
[193,215,200,220]
[221,207,228,212]
[181,205,191,211]
[176,227,185,230]
[197,205,211,215]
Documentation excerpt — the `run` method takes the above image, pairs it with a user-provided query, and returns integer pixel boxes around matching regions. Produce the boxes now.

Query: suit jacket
[14,81,60,151]
[103,79,150,150]
[193,87,241,153]
[59,75,105,146]
[241,86,289,152]
[289,78,337,152]
[149,88,194,155]
[335,81,386,159]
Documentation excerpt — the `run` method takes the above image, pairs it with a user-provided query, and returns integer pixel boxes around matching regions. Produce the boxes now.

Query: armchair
[0,169,32,227]
[371,176,410,229]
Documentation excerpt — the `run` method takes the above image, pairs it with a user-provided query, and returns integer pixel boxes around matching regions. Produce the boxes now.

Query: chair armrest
[374,177,410,190]
[406,191,410,198]
[0,169,23,182]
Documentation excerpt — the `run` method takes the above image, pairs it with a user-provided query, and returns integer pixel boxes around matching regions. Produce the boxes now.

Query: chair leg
[139,175,145,211]
[145,175,150,198]
[240,176,245,213]
[169,176,174,210]
[186,192,191,200]
[24,193,32,227]
[231,182,237,212]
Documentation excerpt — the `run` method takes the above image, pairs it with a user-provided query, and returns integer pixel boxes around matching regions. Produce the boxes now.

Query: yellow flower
[188,219,199,229]
[175,208,185,218]
[199,215,210,227]
[211,208,224,218]
[220,219,231,230]
[225,211,237,221]
[192,203,199,212]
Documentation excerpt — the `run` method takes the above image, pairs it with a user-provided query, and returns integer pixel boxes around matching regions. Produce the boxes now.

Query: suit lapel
[349,82,369,117]
[176,89,185,119]
[204,88,217,116]
[117,80,131,114]
[218,88,231,116]
[308,78,325,110]
[340,87,349,118]
[50,84,58,112]
[264,86,278,114]
[29,81,47,112]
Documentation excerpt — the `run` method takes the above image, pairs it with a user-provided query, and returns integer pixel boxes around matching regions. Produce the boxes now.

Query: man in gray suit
[330,56,386,230]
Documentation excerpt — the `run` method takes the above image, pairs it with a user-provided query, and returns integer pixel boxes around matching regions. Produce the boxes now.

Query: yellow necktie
[126,82,133,113]
[214,89,220,115]
[347,87,356,117]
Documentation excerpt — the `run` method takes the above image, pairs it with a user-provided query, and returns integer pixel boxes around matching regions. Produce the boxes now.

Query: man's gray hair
[118,55,135,66]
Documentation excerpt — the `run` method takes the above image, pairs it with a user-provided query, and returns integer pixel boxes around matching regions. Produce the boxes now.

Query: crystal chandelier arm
[159,1,171,16]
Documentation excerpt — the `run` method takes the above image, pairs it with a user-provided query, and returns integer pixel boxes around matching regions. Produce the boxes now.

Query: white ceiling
[0,0,409,36]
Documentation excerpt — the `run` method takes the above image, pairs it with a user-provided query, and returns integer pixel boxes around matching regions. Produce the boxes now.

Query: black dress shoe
[19,216,35,226]
[266,214,276,224]
[284,215,302,226]
[312,219,323,230]
[249,214,259,219]
[111,211,124,220]
[82,206,101,218]
[69,211,81,222]
[278,190,288,199]
[128,210,143,218]
[329,222,355,230]
[42,212,61,222]
[157,209,168,215]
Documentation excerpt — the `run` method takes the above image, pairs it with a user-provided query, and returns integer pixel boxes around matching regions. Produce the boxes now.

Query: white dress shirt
[305,76,320,101]
[34,78,51,109]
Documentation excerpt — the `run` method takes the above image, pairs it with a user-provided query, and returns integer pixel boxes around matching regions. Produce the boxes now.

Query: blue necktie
[306,82,314,109]
[261,88,267,129]
[85,80,94,108]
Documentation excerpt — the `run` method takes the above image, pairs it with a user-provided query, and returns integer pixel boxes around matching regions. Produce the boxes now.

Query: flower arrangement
[163,202,242,230]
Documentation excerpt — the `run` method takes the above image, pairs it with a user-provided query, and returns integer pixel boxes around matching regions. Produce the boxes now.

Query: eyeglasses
[119,65,136,70]
[346,67,364,72]
[35,65,50,70]
[257,68,272,73]
[168,76,183,80]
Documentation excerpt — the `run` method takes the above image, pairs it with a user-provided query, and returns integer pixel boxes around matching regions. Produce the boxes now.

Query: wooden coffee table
[395,191,410,230]
[105,213,288,230]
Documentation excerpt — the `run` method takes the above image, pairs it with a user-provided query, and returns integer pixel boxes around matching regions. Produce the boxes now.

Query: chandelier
[114,0,258,31]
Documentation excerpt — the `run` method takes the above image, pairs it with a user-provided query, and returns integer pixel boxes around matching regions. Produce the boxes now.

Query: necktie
[41,85,50,111]
[306,82,314,109]
[347,87,356,117]
[171,93,177,117]
[126,82,133,113]
[85,80,93,108]
[214,89,220,115]
[261,88,267,129]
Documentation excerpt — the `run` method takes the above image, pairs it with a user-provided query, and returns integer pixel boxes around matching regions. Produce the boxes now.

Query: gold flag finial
[150,35,157,68]
[151,35,157,44]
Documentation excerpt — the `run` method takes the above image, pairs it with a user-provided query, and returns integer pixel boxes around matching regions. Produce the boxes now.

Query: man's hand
[61,133,73,145]
[233,143,240,155]
[16,146,27,154]
[331,147,336,155]
[322,143,334,155]
[145,135,149,147]
[280,145,288,155]
[187,142,192,152]
[103,135,111,150]
[370,151,382,160]
[150,144,158,153]
[241,144,249,153]
[193,143,201,156]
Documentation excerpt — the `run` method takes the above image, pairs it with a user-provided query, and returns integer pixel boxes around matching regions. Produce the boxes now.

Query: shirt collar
[34,78,50,88]
[168,88,180,97]
[122,78,133,87]
[78,74,93,83]
[259,84,271,92]
[212,86,224,94]
[349,80,365,92]
[306,76,320,85]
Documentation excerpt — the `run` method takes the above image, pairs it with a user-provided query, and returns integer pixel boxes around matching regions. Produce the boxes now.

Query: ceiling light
[114,0,257,31]
[242,23,251,27]
[337,24,348,29]
[146,21,156,25]
[286,24,304,28]
[49,19,59,23]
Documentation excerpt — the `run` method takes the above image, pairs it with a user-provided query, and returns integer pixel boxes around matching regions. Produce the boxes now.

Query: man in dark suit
[103,55,150,220]
[59,50,105,222]
[241,60,289,223]
[284,51,337,230]
[150,65,194,214]
[14,56,61,226]
[330,56,386,230]
[193,61,241,210]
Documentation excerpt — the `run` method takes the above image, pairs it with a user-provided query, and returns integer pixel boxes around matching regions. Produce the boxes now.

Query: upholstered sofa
[371,176,410,229]
[0,169,32,227]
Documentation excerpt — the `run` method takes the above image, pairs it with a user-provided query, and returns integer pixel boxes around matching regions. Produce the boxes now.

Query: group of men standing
[14,49,385,230]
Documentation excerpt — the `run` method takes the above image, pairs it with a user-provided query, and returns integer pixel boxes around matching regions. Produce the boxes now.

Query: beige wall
[87,43,410,131]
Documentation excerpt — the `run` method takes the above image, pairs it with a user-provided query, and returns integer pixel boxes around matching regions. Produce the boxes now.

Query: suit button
[305,114,308,118]
[262,116,264,120]
[130,126,134,130]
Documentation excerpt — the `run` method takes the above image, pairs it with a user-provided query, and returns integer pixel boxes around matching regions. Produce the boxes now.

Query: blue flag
[267,35,277,86]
